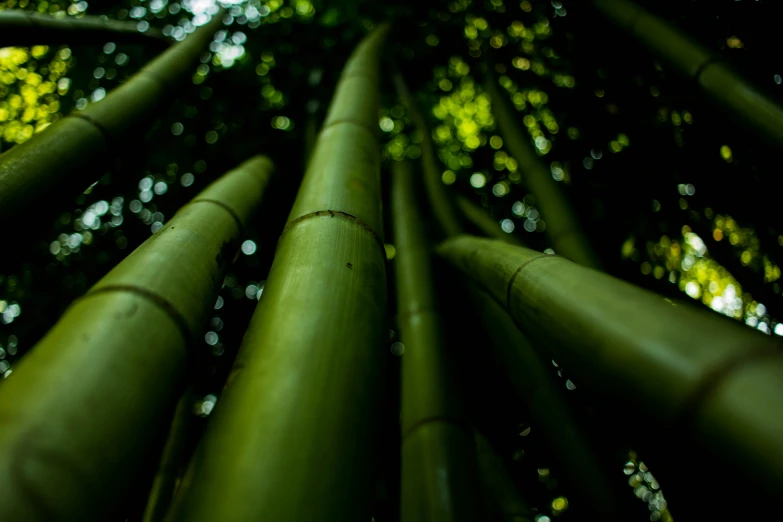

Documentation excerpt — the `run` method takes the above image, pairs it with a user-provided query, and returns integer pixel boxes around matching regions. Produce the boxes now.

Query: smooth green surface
[0,11,224,228]
[393,159,481,522]
[0,156,274,522]
[484,76,601,269]
[166,27,389,522]
[438,234,783,501]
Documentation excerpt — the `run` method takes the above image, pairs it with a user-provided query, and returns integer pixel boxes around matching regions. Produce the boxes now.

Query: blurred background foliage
[0,0,780,520]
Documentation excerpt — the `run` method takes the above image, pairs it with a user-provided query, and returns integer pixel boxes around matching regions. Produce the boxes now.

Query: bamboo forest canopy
[0,0,781,521]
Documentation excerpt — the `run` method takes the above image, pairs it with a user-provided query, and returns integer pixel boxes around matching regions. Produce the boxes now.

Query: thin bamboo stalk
[0,10,167,47]
[594,0,783,148]
[483,76,601,269]
[0,10,224,234]
[437,234,783,512]
[474,432,533,522]
[164,26,390,522]
[393,159,482,522]
[464,281,621,521]
[0,155,274,522]
[455,194,523,246]
[393,72,463,238]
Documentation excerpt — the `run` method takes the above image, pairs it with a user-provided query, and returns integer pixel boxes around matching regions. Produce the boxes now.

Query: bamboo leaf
[165,26,390,522]
[0,155,274,521]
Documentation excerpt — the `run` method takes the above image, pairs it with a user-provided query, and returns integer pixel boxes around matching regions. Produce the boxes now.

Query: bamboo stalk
[464,280,621,521]
[0,10,167,47]
[0,10,224,236]
[437,234,783,513]
[0,156,274,522]
[393,159,482,522]
[474,432,533,522]
[393,72,463,239]
[455,194,524,246]
[164,26,390,522]
[594,0,783,148]
[483,75,601,269]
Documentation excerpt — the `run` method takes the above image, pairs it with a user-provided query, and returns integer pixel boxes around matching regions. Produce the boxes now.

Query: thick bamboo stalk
[393,159,482,522]
[464,281,621,520]
[0,10,167,47]
[474,433,533,522]
[455,194,523,246]
[142,389,196,522]
[0,156,274,522]
[483,76,601,269]
[437,234,783,512]
[0,10,223,234]
[393,72,463,238]
[165,27,390,522]
[595,0,783,148]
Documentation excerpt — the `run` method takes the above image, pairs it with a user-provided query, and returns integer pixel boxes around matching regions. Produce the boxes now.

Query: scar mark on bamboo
[282,210,386,260]
[346,262,353,270]
[506,254,560,311]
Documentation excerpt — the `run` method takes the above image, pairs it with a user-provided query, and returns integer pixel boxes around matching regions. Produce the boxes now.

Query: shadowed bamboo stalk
[437,234,783,513]
[594,0,783,148]
[394,72,463,238]
[463,281,621,521]
[474,432,533,522]
[0,10,167,47]
[0,10,223,234]
[164,26,390,522]
[0,155,274,522]
[455,194,523,246]
[483,75,601,269]
[393,159,482,522]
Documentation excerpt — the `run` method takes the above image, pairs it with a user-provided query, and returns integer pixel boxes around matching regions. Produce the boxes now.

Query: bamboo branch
[0,10,167,47]
[455,194,524,246]
[437,234,783,518]
[393,159,482,521]
[0,156,275,521]
[594,0,783,149]
[165,26,390,522]
[474,432,533,522]
[0,10,224,242]
[483,75,602,269]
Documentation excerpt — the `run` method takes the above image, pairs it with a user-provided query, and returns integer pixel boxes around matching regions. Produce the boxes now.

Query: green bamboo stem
[141,388,196,522]
[595,0,783,148]
[393,72,463,239]
[393,159,482,522]
[0,155,274,522]
[164,26,390,522]
[0,10,224,234]
[464,281,621,521]
[0,10,167,47]
[483,75,601,269]
[474,432,533,522]
[455,194,523,246]
[437,234,783,508]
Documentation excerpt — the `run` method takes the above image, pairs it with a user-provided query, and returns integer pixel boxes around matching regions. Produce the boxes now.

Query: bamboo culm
[0,10,167,47]
[474,432,533,522]
[165,26,390,522]
[0,155,274,522]
[0,10,224,236]
[594,0,783,149]
[483,75,601,269]
[393,159,482,522]
[437,234,783,517]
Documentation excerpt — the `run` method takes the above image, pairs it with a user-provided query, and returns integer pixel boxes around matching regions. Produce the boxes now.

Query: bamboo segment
[594,0,783,148]
[0,156,274,522]
[165,27,389,522]
[474,433,533,522]
[0,10,224,231]
[393,159,481,522]
[0,10,167,47]
[455,194,523,246]
[464,281,621,521]
[483,76,601,269]
[437,235,783,507]
[394,73,463,238]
